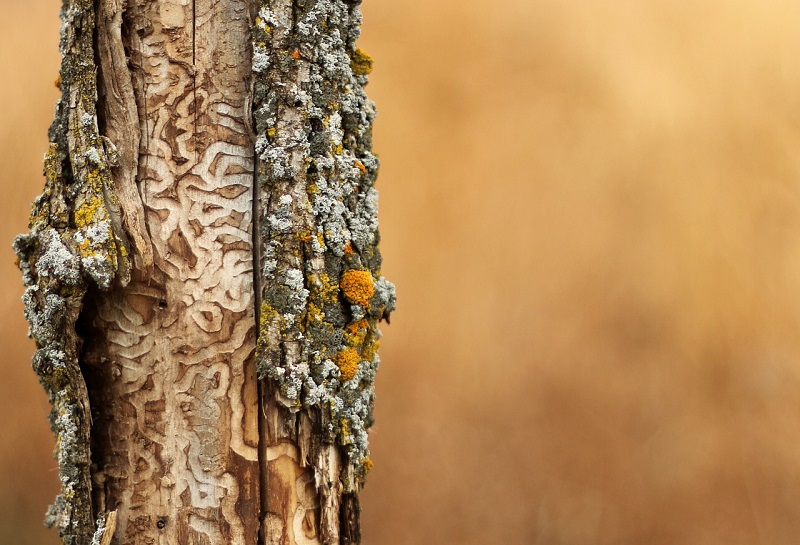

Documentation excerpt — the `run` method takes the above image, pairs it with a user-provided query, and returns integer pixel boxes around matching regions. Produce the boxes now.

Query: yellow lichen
[335,348,360,381]
[259,302,279,332]
[304,302,325,326]
[340,269,374,306]
[361,339,380,364]
[339,418,352,441]
[344,319,369,348]
[267,127,276,137]
[351,48,373,76]
[310,272,339,302]
[74,195,104,228]
[362,457,374,473]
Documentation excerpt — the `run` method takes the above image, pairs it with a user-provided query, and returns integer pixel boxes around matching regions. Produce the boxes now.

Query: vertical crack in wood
[192,0,198,164]
[250,11,269,537]
[192,0,197,65]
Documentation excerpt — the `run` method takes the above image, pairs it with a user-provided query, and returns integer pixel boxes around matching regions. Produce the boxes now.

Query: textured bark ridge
[252,0,395,542]
[81,0,260,543]
[13,0,132,543]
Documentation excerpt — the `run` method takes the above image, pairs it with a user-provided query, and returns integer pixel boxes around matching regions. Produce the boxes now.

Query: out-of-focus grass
[4,1,800,543]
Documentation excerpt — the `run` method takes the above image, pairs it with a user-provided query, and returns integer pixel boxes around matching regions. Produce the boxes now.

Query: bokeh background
[4,0,800,543]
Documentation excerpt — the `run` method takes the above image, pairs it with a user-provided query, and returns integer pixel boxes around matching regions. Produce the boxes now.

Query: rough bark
[251,0,395,542]
[14,0,132,542]
[15,0,393,544]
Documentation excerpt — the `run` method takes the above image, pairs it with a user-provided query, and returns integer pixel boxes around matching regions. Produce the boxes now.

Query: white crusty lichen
[33,229,82,286]
[252,0,395,490]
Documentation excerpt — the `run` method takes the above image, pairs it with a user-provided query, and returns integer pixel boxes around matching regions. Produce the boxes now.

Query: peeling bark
[16,0,392,544]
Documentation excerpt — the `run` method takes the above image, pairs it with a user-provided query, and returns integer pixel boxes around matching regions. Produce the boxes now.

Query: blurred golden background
[4,0,800,543]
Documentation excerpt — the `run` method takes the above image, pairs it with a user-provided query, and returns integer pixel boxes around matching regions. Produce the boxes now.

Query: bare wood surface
[82,0,260,543]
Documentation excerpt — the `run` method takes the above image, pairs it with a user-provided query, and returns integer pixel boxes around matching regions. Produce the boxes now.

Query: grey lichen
[253,0,395,492]
[14,0,128,543]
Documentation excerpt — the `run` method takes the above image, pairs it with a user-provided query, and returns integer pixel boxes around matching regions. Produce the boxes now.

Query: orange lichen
[343,241,355,254]
[340,269,374,306]
[335,348,360,381]
[292,49,301,60]
[346,319,368,335]
[354,160,366,175]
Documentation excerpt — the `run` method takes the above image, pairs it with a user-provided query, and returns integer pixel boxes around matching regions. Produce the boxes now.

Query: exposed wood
[97,510,117,545]
[262,393,328,544]
[82,0,260,542]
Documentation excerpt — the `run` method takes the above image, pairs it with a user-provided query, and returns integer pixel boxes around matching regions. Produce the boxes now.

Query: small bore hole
[158,300,168,309]
[156,516,168,530]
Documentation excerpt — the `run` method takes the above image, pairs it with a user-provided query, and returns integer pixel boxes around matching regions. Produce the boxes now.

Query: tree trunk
[14,0,394,544]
